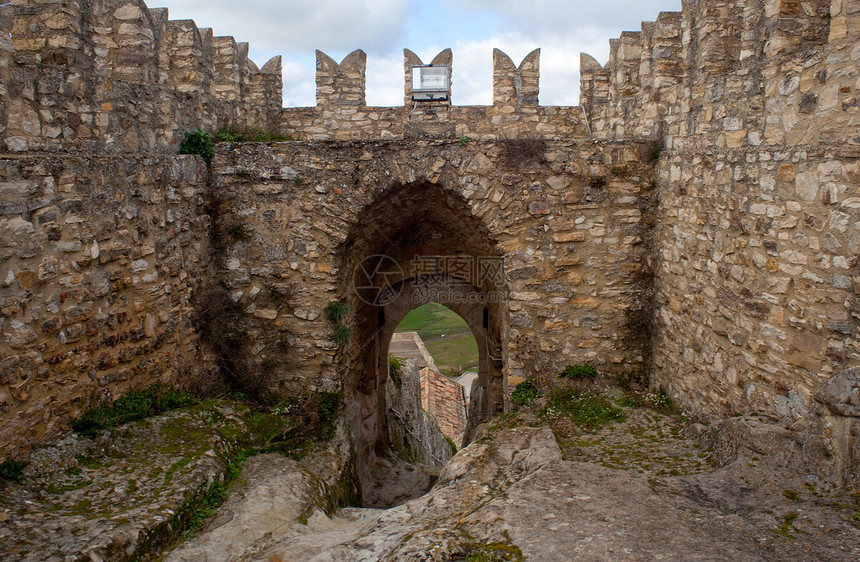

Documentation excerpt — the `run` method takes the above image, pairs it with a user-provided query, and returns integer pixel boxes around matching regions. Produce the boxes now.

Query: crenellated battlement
[493,48,540,108]
[0,0,282,152]
[316,49,367,108]
[280,46,588,141]
[577,0,858,147]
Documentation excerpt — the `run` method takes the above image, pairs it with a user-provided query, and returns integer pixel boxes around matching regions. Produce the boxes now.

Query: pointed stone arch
[338,180,507,502]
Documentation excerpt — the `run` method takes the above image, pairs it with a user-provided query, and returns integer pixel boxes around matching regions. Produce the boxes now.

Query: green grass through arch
[394,302,479,377]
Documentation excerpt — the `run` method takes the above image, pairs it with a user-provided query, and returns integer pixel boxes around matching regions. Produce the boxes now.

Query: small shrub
[511,379,540,405]
[332,324,352,347]
[389,355,403,375]
[648,142,663,162]
[180,128,214,163]
[559,363,597,379]
[71,383,198,436]
[389,355,403,385]
[324,301,351,347]
[323,300,349,323]
[459,135,470,145]
[0,459,28,483]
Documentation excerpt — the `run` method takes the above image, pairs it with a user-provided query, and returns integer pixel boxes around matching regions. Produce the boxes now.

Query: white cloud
[365,29,610,108]
[366,53,405,106]
[281,60,315,108]
[151,0,683,108]
[150,0,408,54]
[462,0,683,39]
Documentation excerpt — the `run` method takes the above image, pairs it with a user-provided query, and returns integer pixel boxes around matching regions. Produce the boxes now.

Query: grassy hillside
[395,302,470,341]
[395,303,478,376]
[425,334,479,377]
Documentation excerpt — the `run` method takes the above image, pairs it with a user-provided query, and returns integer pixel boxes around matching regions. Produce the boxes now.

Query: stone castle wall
[0,153,214,455]
[1,0,858,474]
[579,0,859,429]
[0,0,282,153]
[209,139,653,391]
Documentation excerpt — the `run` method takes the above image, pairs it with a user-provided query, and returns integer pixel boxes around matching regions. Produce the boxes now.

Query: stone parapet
[1,0,283,153]
[580,0,858,149]
[278,47,588,141]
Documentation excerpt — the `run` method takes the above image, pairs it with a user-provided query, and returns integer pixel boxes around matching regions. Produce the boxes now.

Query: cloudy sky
[151,0,681,107]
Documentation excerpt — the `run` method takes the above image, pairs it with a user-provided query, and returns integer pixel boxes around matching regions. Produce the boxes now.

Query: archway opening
[389,301,480,450]
[395,302,479,377]
[338,181,507,507]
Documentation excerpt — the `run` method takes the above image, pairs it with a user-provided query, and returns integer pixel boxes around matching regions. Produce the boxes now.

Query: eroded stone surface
[224,414,858,561]
[0,401,332,562]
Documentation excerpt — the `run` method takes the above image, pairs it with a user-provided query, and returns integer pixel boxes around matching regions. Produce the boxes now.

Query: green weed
[214,127,293,143]
[539,388,625,430]
[0,459,28,483]
[511,380,540,405]
[559,363,597,380]
[332,325,352,347]
[773,512,798,538]
[615,393,645,408]
[180,128,213,163]
[71,383,198,436]
[324,301,349,323]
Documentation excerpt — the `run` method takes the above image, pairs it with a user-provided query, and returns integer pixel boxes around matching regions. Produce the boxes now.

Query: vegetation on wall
[193,283,276,404]
[180,128,214,163]
[511,379,539,405]
[71,383,198,436]
[214,127,293,143]
[181,127,292,163]
[559,363,597,380]
[324,300,352,347]
[0,458,28,483]
[266,392,342,459]
[389,355,404,386]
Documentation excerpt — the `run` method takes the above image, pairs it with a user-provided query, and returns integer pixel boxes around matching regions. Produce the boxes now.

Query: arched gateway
[211,139,652,502]
[339,182,507,492]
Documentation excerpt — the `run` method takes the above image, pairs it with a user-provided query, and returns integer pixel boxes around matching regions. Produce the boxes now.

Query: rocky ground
[2,393,858,561]
[168,392,859,561]
[0,400,349,562]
